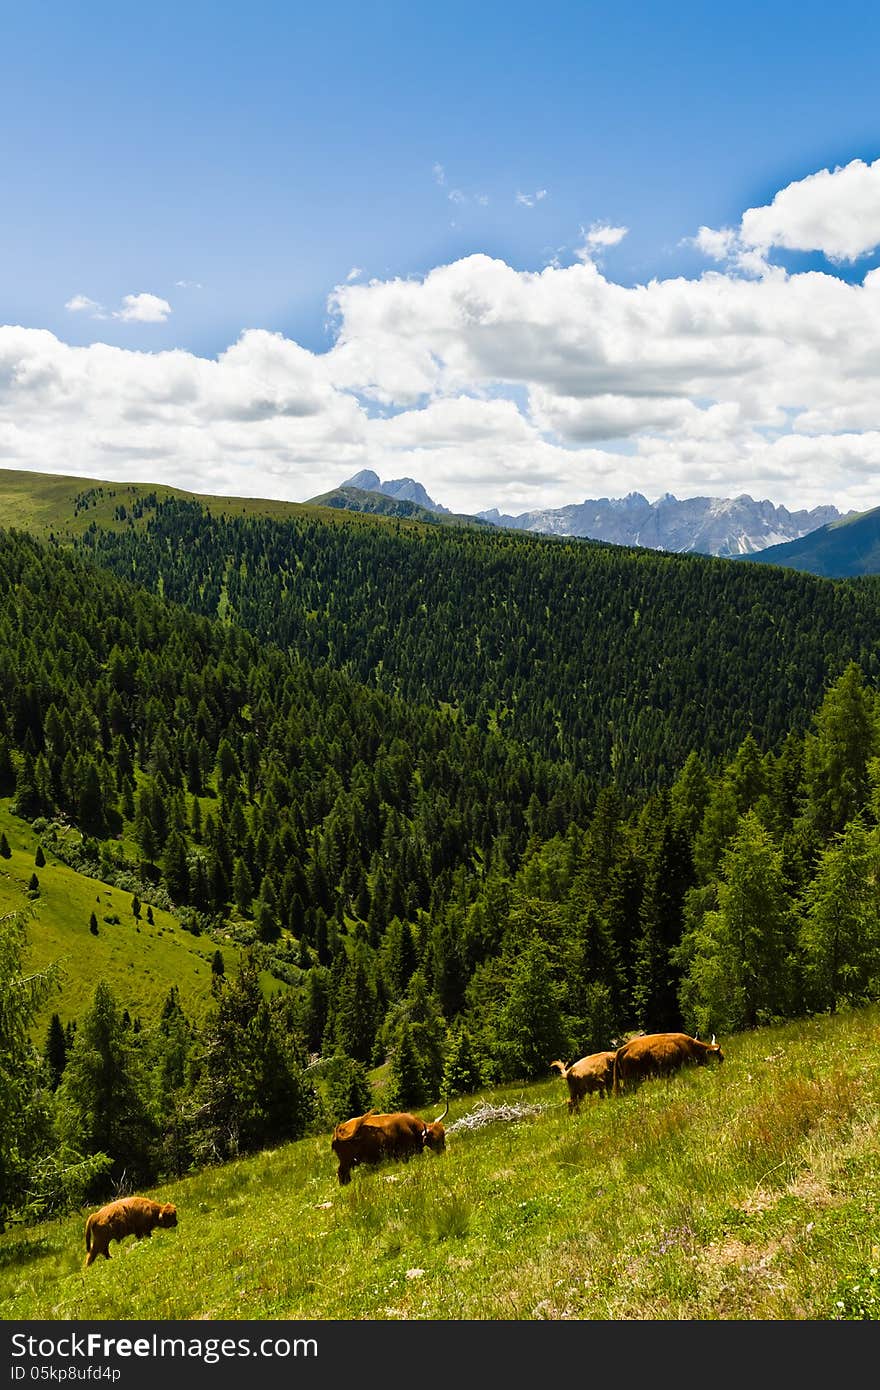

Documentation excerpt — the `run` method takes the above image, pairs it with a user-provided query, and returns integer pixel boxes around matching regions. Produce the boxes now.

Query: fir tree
[44,1012,68,1090]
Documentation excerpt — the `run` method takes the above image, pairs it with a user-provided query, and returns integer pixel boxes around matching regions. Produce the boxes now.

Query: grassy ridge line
[0,466,463,544]
[0,802,243,1031]
[3,1006,879,1320]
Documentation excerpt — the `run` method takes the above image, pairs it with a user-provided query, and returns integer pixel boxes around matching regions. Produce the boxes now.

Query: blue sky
[2,1,880,514]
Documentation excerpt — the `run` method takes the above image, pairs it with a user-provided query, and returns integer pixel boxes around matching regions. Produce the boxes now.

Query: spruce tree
[388,1021,428,1110]
[498,936,567,1081]
[0,911,57,1225]
[55,980,158,1195]
[44,1012,68,1090]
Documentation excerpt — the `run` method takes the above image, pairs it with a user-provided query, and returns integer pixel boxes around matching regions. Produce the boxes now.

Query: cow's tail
[612,1048,622,1097]
[85,1215,94,1253]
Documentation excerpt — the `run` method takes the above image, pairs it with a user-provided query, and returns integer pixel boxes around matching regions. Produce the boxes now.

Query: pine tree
[55,980,158,1195]
[799,819,880,1012]
[803,662,878,840]
[1,911,57,1224]
[0,833,10,859]
[498,936,567,1081]
[232,857,254,915]
[631,801,693,1032]
[89,912,99,935]
[332,946,379,1066]
[190,955,317,1161]
[34,844,46,868]
[44,1012,68,1090]
[388,1021,428,1110]
[322,1055,372,1124]
[678,811,796,1034]
[28,873,40,897]
[443,1024,483,1097]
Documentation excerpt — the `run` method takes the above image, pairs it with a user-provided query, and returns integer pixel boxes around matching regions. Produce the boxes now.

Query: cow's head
[158,1203,178,1228]
[707,1034,724,1063]
[422,1098,449,1153]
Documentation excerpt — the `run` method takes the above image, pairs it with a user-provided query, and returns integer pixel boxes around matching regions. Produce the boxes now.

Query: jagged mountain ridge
[341,472,847,557]
[477,491,849,557]
[343,469,451,515]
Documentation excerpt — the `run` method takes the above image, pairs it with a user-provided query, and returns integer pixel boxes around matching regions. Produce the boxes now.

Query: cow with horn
[331,1099,449,1185]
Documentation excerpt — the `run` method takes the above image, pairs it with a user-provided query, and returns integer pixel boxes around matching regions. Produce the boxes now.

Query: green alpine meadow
[2,1006,879,1321]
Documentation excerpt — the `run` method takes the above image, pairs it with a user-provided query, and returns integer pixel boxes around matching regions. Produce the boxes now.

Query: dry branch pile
[445,1100,545,1136]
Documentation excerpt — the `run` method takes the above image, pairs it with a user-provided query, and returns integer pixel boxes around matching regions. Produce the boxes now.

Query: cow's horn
[711,1034,716,1045]
[435,1098,449,1123]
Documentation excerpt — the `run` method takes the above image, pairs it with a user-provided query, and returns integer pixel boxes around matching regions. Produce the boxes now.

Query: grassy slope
[0,466,461,544]
[0,801,248,1033]
[2,1007,879,1321]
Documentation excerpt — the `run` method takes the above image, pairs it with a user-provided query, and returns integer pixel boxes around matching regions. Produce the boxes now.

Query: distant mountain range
[334,471,852,559]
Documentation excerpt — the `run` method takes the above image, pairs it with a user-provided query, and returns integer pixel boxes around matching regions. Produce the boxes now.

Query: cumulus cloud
[6,158,880,517]
[696,157,880,270]
[114,293,172,324]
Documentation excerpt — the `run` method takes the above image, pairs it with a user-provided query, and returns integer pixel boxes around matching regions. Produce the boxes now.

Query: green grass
[0,801,241,1032]
[0,466,463,545]
[3,1007,879,1320]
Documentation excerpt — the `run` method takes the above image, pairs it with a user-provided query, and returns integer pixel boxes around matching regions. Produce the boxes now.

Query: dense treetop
[79,497,880,791]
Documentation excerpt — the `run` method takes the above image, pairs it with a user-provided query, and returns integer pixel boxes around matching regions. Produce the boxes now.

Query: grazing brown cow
[550,1052,617,1111]
[612,1032,724,1096]
[331,1100,449,1185]
[84,1196,178,1267]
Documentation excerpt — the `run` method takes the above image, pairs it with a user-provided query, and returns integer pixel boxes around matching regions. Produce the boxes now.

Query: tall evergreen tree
[44,1012,68,1090]
[497,936,567,1081]
[55,980,158,1196]
[802,662,878,840]
[799,819,880,1013]
[0,912,56,1226]
[678,812,796,1035]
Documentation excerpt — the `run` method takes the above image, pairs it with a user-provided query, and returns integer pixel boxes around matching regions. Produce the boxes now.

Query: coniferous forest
[3,496,880,1229]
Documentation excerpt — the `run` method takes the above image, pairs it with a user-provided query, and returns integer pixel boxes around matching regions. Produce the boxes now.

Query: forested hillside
[4,508,880,1231]
[78,496,880,791]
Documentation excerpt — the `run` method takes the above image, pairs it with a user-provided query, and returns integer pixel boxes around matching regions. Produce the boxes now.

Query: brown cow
[612,1032,724,1096]
[331,1100,449,1185]
[84,1196,178,1267]
[550,1052,617,1111]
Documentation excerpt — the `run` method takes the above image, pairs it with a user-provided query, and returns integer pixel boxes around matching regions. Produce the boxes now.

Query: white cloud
[516,189,547,208]
[583,222,628,249]
[432,162,446,186]
[114,293,172,324]
[346,267,363,282]
[696,158,880,268]
[448,189,466,205]
[65,294,104,316]
[174,279,203,289]
[7,158,880,518]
